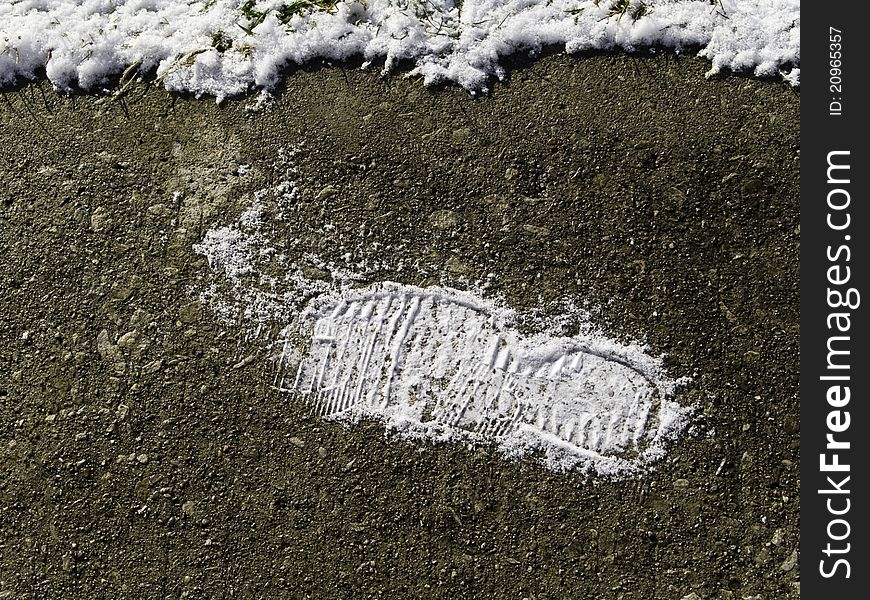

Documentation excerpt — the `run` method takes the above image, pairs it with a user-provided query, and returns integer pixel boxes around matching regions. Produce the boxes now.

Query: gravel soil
[0,53,800,599]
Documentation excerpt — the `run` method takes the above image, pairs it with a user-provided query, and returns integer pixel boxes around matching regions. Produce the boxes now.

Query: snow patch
[192,149,692,476]
[281,281,690,475]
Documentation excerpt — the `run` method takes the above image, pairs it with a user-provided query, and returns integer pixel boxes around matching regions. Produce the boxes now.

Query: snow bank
[1,0,799,99]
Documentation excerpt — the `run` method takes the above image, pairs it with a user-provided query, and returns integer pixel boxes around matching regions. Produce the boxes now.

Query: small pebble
[315,185,336,201]
[780,549,798,572]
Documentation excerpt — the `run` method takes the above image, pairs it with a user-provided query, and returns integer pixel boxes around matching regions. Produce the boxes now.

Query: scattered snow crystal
[0,1,799,98]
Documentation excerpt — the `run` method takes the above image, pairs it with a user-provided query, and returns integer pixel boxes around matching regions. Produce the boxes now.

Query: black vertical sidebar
[801,1,868,597]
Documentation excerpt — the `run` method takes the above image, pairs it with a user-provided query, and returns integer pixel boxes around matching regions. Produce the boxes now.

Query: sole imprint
[275,283,687,473]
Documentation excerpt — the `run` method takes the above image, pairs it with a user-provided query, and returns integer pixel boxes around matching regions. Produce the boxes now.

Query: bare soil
[0,53,800,599]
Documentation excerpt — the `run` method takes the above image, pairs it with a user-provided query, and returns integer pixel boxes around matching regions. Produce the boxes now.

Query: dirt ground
[0,53,799,599]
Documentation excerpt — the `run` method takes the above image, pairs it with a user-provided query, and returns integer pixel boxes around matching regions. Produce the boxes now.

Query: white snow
[282,281,690,475]
[1,0,799,99]
[192,148,362,323]
[193,149,692,476]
